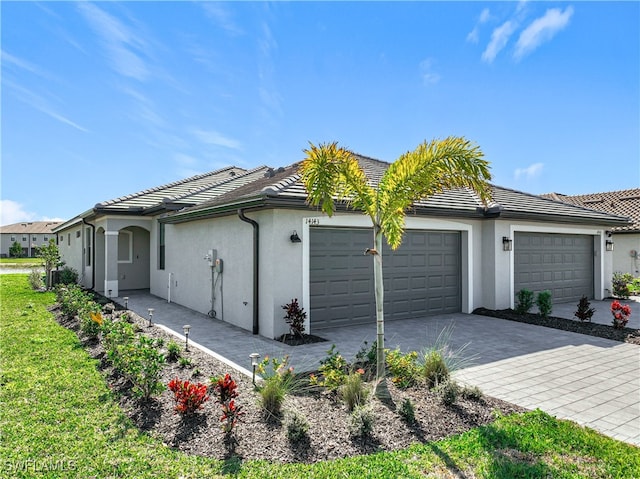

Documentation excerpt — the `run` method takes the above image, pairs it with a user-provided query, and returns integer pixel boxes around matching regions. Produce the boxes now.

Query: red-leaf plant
[611,300,632,329]
[212,373,244,435]
[168,378,210,414]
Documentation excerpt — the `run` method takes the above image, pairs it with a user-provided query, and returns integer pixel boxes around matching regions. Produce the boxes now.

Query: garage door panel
[310,228,461,329]
[514,232,593,303]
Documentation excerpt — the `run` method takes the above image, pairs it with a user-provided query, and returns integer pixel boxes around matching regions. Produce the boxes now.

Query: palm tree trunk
[373,226,385,383]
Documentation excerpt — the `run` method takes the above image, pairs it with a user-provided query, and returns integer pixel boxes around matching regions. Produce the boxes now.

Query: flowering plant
[168,378,209,415]
[611,300,632,329]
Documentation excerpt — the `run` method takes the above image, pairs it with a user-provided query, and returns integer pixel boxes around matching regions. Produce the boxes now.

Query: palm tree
[300,137,492,389]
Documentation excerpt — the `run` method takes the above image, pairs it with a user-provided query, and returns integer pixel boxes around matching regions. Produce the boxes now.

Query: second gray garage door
[514,232,594,303]
[310,227,461,329]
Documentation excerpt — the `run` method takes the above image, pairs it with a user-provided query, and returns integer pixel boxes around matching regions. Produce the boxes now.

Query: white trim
[301,214,475,332]
[104,231,119,236]
[508,225,605,308]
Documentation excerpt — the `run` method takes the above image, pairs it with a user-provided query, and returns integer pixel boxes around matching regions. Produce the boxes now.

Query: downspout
[237,209,259,335]
[82,219,95,290]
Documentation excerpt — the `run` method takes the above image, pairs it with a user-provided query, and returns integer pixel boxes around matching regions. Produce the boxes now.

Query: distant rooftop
[541,188,640,232]
[0,221,62,234]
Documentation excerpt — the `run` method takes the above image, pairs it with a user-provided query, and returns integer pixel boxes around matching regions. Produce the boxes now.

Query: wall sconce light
[123,297,129,309]
[290,230,301,243]
[502,236,513,252]
[605,239,614,252]
[183,324,191,351]
[147,308,154,327]
[250,352,260,386]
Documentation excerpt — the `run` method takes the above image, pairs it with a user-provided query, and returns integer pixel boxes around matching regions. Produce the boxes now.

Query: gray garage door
[310,228,461,329]
[514,232,593,303]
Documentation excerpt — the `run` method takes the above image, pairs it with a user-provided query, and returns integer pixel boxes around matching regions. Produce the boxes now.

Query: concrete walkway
[116,290,640,447]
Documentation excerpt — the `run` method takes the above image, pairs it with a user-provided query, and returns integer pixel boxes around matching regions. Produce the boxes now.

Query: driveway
[117,290,640,447]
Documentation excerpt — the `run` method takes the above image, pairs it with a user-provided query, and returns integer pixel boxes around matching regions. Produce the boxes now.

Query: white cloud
[482,20,518,63]
[201,3,243,35]
[514,162,544,180]
[191,129,242,150]
[0,200,42,226]
[77,2,149,81]
[515,6,574,60]
[419,58,440,85]
[466,8,491,44]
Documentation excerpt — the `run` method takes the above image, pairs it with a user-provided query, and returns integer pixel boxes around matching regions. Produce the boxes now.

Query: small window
[76,231,81,238]
[32,236,37,242]
[85,228,92,267]
[68,234,70,246]
[44,236,49,241]
[158,223,165,270]
[22,236,27,242]
[10,236,15,242]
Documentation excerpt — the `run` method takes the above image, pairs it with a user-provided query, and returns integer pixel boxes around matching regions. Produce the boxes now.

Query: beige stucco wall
[612,233,640,277]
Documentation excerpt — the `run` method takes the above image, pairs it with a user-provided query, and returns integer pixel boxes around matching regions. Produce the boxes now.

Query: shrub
[256,355,297,418]
[536,290,553,318]
[385,348,419,389]
[309,345,349,392]
[28,268,44,290]
[80,310,104,340]
[612,272,633,299]
[460,384,483,401]
[212,373,244,452]
[397,398,416,425]
[515,289,535,314]
[611,300,632,329]
[421,350,449,389]
[354,340,377,378]
[349,405,375,438]
[166,340,181,362]
[630,277,640,295]
[339,370,369,412]
[282,298,306,337]
[125,336,166,400]
[58,266,78,285]
[168,378,210,414]
[574,296,596,322]
[285,411,309,442]
[436,380,460,406]
[178,357,193,368]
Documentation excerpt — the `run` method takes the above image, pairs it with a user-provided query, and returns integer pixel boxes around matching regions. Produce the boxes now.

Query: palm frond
[378,137,492,248]
[299,142,376,219]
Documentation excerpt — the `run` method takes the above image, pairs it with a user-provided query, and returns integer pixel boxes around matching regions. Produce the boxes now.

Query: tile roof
[166,155,630,227]
[0,221,62,234]
[541,189,640,232]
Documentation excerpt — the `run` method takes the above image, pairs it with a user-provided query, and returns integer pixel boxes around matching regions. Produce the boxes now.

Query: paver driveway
[119,290,640,447]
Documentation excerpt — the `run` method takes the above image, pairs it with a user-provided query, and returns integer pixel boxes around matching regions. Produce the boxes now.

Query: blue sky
[1,1,638,225]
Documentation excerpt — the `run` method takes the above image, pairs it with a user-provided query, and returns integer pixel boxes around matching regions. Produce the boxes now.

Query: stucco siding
[612,233,640,277]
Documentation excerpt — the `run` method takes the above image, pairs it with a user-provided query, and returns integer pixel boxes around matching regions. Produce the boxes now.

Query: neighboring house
[542,189,640,277]
[0,221,62,258]
[56,156,630,339]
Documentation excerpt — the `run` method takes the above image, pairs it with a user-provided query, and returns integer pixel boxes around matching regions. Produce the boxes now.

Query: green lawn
[1,274,638,479]
[0,257,42,266]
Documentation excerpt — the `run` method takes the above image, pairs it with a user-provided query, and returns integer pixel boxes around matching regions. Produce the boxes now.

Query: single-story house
[0,221,62,258]
[542,189,640,278]
[55,156,631,339]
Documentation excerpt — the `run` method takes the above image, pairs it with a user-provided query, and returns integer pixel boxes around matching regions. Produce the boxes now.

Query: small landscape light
[250,352,260,385]
[147,308,154,327]
[123,297,129,309]
[183,324,191,351]
[108,289,112,298]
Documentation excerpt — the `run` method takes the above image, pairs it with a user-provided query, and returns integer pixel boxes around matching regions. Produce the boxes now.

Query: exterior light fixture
[147,308,154,327]
[502,236,513,252]
[606,239,614,252]
[290,231,301,243]
[123,297,129,309]
[183,324,191,351]
[250,352,261,385]
[108,289,112,298]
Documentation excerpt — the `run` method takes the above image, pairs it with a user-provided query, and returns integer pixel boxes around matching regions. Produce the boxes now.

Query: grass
[1,274,639,479]
[0,257,42,265]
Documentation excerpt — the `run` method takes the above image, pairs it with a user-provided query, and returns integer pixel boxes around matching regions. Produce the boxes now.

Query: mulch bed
[51,303,525,464]
[276,333,327,346]
[473,307,640,346]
